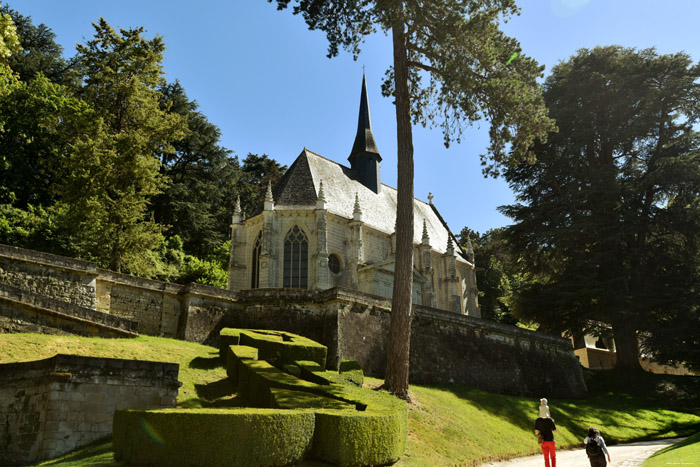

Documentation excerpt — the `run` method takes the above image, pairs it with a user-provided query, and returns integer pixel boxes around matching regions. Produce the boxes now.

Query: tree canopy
[501,46,700,370]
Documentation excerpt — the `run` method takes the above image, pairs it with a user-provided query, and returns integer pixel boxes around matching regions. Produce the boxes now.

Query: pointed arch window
[251,232,262,288]
[283,226,308,288]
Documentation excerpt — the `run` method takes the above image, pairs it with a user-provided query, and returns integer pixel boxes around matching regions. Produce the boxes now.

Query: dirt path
[480,438,683,467]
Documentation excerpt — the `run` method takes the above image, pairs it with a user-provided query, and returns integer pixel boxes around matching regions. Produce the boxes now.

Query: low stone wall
[0,245,97,310]
[0,355,180,466]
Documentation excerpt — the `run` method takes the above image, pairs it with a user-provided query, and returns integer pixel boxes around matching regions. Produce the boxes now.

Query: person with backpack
[534,416,558,467]
[584,427,611,466]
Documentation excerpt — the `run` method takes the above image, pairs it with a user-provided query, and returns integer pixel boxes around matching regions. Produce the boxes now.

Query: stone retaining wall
[0,282,137,337]
[0,244,587,399]
[0,355,180,466]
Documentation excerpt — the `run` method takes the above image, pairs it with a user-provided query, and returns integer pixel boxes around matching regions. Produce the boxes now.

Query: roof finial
[232,196,244,224]
[466,236,475,263]
[422,219,430,246]
[446,235,455,254]
[353,193,363,221]
[428,192,434,204]
[264,181,274,211]
[316,180,326,210]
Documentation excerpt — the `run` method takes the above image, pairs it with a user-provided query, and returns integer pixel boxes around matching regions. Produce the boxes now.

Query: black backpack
[586,438,602,457]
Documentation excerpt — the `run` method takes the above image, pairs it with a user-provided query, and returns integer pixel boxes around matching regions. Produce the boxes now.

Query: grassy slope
[643,431,700,466]
[395,381,700,466]
[1,333,698,466]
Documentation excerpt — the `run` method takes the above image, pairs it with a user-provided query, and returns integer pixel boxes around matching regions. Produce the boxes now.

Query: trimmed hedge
[339,360,364,387]
[117,328,407,466]
[218,328,242,361]
[225,344,258,382]
[113,408,315,467]
[238,329,327,367]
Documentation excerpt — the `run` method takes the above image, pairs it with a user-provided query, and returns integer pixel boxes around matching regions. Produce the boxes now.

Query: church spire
[348,74,382,194]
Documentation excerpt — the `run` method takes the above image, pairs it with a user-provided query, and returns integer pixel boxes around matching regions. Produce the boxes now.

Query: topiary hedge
[115,328,407,466]
[225,344,258,382]
[218,328,243,361]
[238,329,327,367]
[113,408,315,467]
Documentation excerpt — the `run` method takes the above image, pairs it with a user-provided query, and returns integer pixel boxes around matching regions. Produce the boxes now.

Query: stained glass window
[283,226,308,288]
[251,232,262,288]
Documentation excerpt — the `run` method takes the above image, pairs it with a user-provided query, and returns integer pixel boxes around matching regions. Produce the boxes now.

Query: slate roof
[267,148,468,261]
[349,74,381,161]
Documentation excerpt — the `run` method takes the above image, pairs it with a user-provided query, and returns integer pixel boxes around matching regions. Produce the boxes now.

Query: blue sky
[8,0,700,235]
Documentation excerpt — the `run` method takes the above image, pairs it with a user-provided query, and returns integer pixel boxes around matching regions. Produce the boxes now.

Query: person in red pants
[535,416,558,467]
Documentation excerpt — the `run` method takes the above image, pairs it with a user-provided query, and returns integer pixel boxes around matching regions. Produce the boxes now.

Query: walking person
[539,398,551,418]
[534,416,557,467]
[585,427,611,466]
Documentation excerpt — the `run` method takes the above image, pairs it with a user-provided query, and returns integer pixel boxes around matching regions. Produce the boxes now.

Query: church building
[228,76,480,316]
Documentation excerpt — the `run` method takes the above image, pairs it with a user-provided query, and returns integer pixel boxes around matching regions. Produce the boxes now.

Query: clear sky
[7,0,700,235]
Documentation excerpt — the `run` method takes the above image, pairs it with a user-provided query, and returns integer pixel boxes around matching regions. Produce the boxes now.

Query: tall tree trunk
[383,15,414,401]
[612,319,643,370]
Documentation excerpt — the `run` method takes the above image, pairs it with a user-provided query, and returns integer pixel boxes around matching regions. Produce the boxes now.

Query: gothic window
[251,232,262,288]
[283,226,308,288]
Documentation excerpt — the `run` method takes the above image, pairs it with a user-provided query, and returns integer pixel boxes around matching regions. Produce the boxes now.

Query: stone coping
[0,243,97,276]
[0,354,180,388]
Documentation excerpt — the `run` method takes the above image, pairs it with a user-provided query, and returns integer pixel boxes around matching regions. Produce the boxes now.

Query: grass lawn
[2,333,699,466]
[643,431,700,466]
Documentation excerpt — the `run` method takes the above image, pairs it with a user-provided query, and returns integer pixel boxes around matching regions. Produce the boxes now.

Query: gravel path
[480,438,683,467]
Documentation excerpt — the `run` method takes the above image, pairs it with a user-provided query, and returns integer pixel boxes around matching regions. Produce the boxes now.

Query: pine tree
[270,0,554,398]
[62,19,186,274]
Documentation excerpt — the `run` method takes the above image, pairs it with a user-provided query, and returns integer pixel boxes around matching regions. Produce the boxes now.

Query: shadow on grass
[428,382,700,446]
[194,376,236,400]
[188,355,221,370]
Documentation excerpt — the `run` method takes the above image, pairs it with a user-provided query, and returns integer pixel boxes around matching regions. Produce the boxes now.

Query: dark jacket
[535,417,557,442]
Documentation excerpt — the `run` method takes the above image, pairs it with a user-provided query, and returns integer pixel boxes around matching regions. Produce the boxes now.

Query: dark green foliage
[0,4,77,85]
[500,46,700,369]
[0,74,86,208]
[459,227,522,325]
[62,19,186,274]
[237,153,286,218]
[312,401,407,466]
[112,409,316,467]
[0,203,70,255]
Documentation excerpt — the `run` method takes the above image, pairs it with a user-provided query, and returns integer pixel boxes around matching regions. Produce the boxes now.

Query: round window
[328,254,341,274]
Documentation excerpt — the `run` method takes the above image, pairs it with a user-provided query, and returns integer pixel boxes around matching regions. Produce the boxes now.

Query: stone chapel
[227,76,480,316]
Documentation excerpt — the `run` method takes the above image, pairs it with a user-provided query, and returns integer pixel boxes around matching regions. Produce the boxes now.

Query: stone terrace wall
[0,244,587,399]
[0,355,179,466]
[0,244,97,310]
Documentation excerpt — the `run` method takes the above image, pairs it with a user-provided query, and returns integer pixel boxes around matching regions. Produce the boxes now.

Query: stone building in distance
[228,76,479,316]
